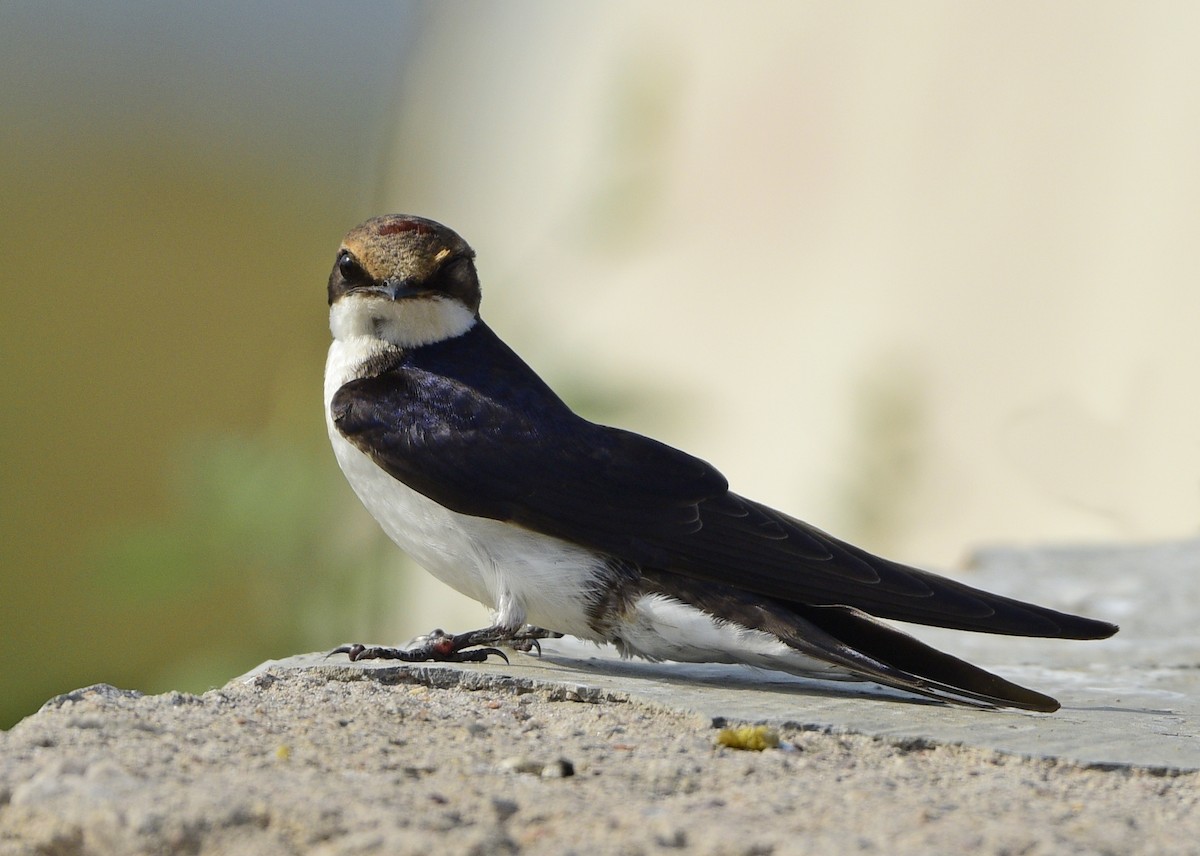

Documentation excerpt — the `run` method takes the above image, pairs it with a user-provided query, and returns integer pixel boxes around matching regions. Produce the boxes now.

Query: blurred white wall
[374,1,1200,618]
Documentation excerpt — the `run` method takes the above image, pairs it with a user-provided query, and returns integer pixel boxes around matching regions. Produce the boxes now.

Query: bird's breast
[324,341,611,637]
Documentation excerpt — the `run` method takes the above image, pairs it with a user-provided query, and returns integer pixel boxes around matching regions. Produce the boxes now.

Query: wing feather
[332,324,1115,642]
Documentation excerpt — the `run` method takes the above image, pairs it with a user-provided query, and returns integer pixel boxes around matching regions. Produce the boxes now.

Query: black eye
[423,255,481,312]
[337,251,368,284]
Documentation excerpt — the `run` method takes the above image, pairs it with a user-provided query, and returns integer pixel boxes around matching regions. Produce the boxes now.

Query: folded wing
[332,353,1115,643]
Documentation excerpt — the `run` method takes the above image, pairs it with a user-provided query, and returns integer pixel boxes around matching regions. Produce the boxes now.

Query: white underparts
[614,594,859,682]
[325,422,614,637]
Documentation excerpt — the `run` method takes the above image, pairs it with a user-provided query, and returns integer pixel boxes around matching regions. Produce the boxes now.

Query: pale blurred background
[3,2,1198,729]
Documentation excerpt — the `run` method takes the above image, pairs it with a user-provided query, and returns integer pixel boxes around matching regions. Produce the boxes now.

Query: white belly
[615,594,858,682]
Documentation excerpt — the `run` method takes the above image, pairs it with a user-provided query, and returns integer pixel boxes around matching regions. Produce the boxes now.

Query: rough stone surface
[2,667,1198,856]
[3,539,1197,854]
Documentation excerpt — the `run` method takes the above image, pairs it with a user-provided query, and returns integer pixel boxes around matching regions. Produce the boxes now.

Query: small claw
[457,647,510,664]
[329,643,412,662]
[512,637,543,657]
[326,644,367,661]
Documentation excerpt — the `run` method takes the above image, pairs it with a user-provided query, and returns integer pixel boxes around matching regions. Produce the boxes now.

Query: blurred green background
[5,2,1199,730]
[0,3,424,728]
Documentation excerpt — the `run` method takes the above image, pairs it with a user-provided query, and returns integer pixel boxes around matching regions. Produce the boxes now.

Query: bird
[323,213,1117,713]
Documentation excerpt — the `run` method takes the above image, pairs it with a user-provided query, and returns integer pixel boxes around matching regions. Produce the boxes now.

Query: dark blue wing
[332,323,1116,641]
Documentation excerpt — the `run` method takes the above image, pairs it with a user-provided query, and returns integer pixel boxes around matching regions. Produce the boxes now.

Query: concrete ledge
[2,540,1198,854]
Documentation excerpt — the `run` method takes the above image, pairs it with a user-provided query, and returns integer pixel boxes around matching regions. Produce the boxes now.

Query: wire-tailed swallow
[324,214,1117,712]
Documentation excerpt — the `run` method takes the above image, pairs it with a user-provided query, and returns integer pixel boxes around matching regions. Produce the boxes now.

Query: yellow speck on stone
[275,744,292,761]
[716,725,779,751]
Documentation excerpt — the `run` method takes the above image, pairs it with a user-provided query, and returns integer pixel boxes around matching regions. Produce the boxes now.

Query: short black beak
[377,278,424,301]
[350,278,422,301]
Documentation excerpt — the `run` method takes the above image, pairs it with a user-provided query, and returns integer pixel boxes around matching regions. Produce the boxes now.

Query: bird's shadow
[533,650,950,710]
[533,650,1175,718]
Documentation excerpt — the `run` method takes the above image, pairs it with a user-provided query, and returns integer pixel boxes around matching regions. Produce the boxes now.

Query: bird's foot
[503,625,563,656]
[327,625,562,664]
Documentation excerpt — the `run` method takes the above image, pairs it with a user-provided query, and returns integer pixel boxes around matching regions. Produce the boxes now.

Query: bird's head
[328,214,481,347]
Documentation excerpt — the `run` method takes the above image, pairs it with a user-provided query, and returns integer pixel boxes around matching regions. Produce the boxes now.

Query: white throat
[329,294,477,349]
